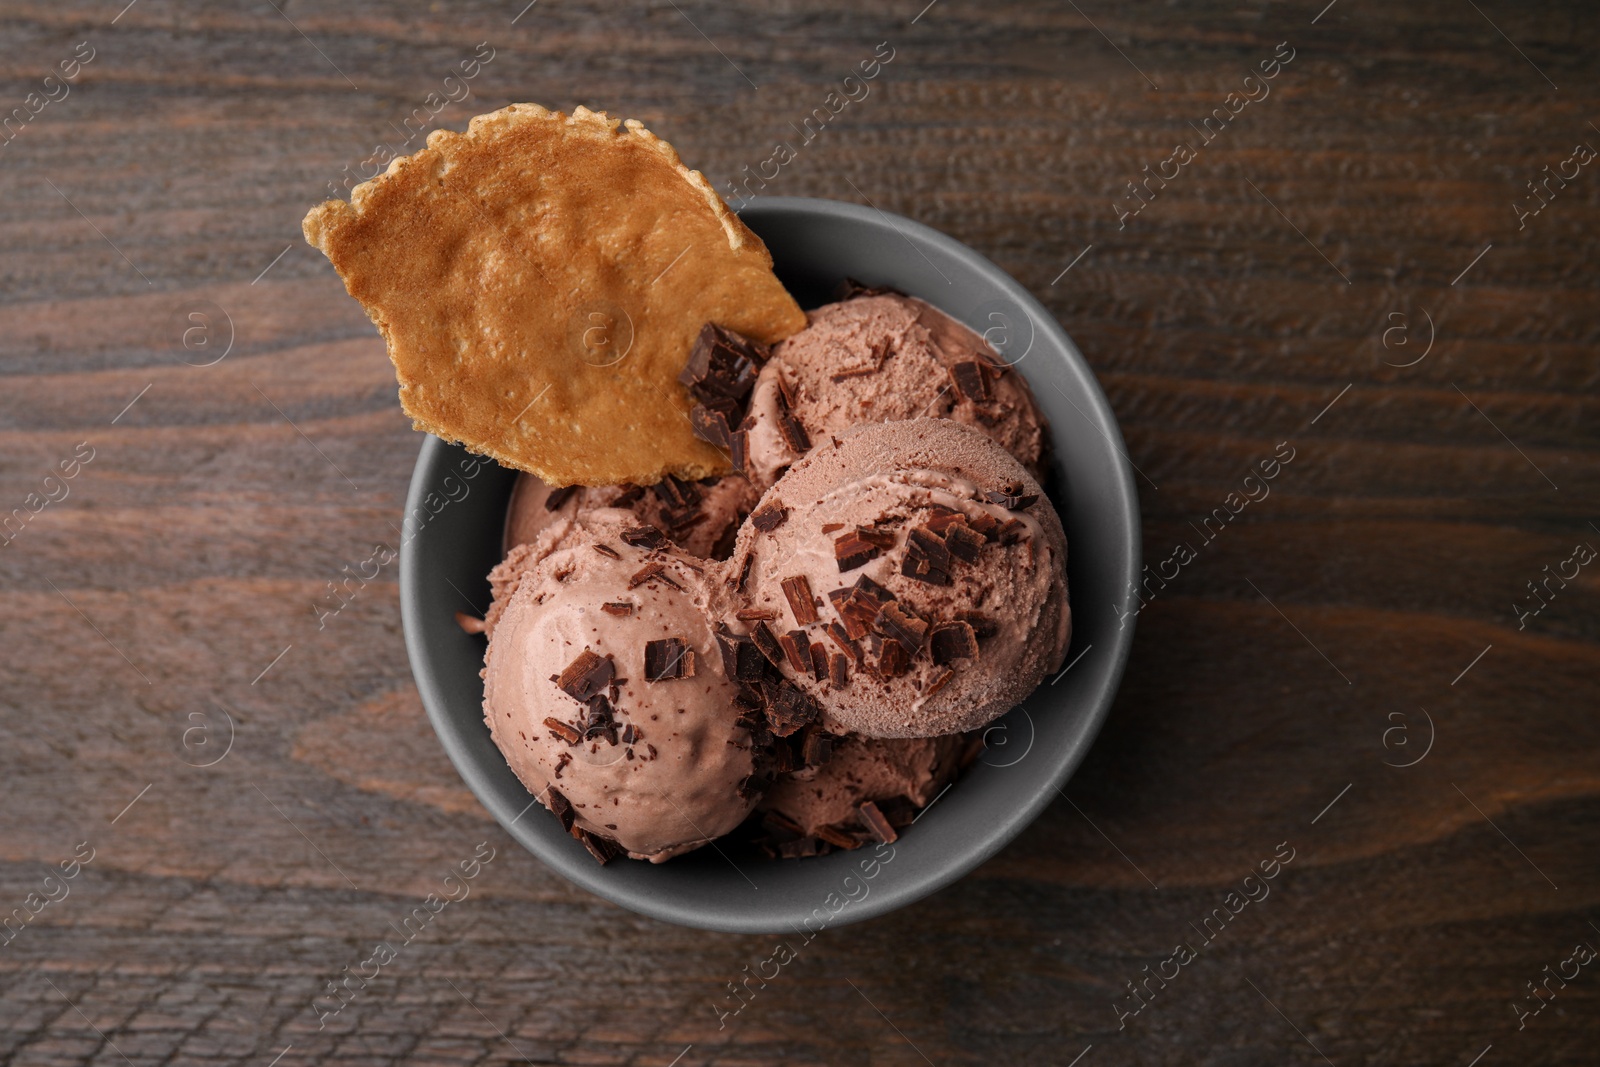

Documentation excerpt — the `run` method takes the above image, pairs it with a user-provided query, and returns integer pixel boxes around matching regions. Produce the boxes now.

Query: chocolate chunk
[809,642,829,682]
[729,428,749,473]
[584,694,617,743]
[556,649,614,703]
[833,531,881,572]
[546,788,575,832]
[824,622,863,663]
[945,522,984,562]
[593,543,621,560]
[751,501,788,532]
[767,682,819,737]
[924,506,964,534]
[983,488,1039,510]
[621,525,668,549]
[544,717,582,745]
[545,486,577,511]
[833,278,904,301]
[956,610,999,640]
[828,652,850,689]
[930,621,979,665]
[579,830,620,865]
[858,800,898,844]
[950,361,991,403]
[878,639,910,677]
[923,668,955,697]
[802,729,834,767]
[829,576,896,640]
[600,601,633,617]
[750,621,787,668]
[715,625,768,681]
[629,561,682,590]
[644,638,694,681]
[780,630,812,674]
[781,575,819,625]
[998,517,1028,545]
[679,323,767,401]
[690,396,741,448]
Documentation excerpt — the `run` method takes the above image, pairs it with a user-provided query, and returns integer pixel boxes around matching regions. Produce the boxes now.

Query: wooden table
[2,1,1596,1063]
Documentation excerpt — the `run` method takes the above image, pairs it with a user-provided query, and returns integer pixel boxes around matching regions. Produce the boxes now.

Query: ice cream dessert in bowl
[302,104,1138,929]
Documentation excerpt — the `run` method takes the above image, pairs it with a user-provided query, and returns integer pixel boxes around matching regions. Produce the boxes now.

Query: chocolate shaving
[966,511,1001,542]
[584,694,618,744]
[544,718,582,745]
[600,602,633,617]
[729,428,749,473]
[620,723,638,745]
[828,652,850,689]
[714,625,768,681]
[621,525,668,549]
[824,621,864,663]
[998,517,1028,545]
[611,485,645,508]
[767,682,820,737]
[833,531,881,572]
[878,639,910,677]
[689,397,740,448]
[950,361,991,403]
[820,522,844,534]
[902,526,953,585]
[736,771,774,800]
[984,487,1039,510]
[814,824,861,849]
[750,621,787,668]
[750,501,788,532]
[858,800,898,844]
[833,278,905,301]
[578,830,620,865]
[829,576,896,640]
[830,365,879,382]
[930,621,980,665]
[956,610,999,640]
[923,668,955,697]
[629,561,682,590]
[733,552,755,592]
[780,630,812,674]
[924,506,965,534]
[809,642,829,682]
[556,649,614,703]
[854,527,896,551]
[554,752,571,779]
[546,788,576,832]
[778,836,826,859]
[781,575,819,625]
[802,729,833,767]
[773,387,812,454]
[763,809,805,839]
[545,486,577,511]
[876,602,930,653]
[644,638,694,681]
[945,522,984,562]
[593,543,621,560]
[735,607,778,621]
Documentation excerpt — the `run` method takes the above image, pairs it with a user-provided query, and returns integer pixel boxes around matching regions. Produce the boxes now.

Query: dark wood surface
[2,1,1597,1063]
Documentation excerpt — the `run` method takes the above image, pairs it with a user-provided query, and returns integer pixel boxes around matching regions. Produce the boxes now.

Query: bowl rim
[401,194,1141,931]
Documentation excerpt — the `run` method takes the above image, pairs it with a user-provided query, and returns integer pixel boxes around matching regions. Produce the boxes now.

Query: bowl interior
[401,196,1140,933]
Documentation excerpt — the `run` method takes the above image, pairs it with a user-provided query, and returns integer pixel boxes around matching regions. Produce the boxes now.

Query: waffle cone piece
[302,104,806,486]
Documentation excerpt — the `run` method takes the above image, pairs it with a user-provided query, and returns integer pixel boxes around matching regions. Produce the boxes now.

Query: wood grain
[1,1,1597,1063]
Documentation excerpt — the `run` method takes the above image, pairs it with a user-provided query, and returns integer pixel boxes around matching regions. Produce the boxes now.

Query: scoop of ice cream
[505,471,756,560]
[760,732,967,839]
[725,418,1069,738]
[740,293,1049,488]
[482,519,759,862]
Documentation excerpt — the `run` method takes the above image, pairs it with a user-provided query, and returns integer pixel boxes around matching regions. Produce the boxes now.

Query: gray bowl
[400,196,1140,933]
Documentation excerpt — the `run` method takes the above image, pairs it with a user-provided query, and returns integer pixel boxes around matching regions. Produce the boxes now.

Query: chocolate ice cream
[760,732,967,839]
[482,511,759,862]
[739,292,1049,488]
[727,417,1069,738]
